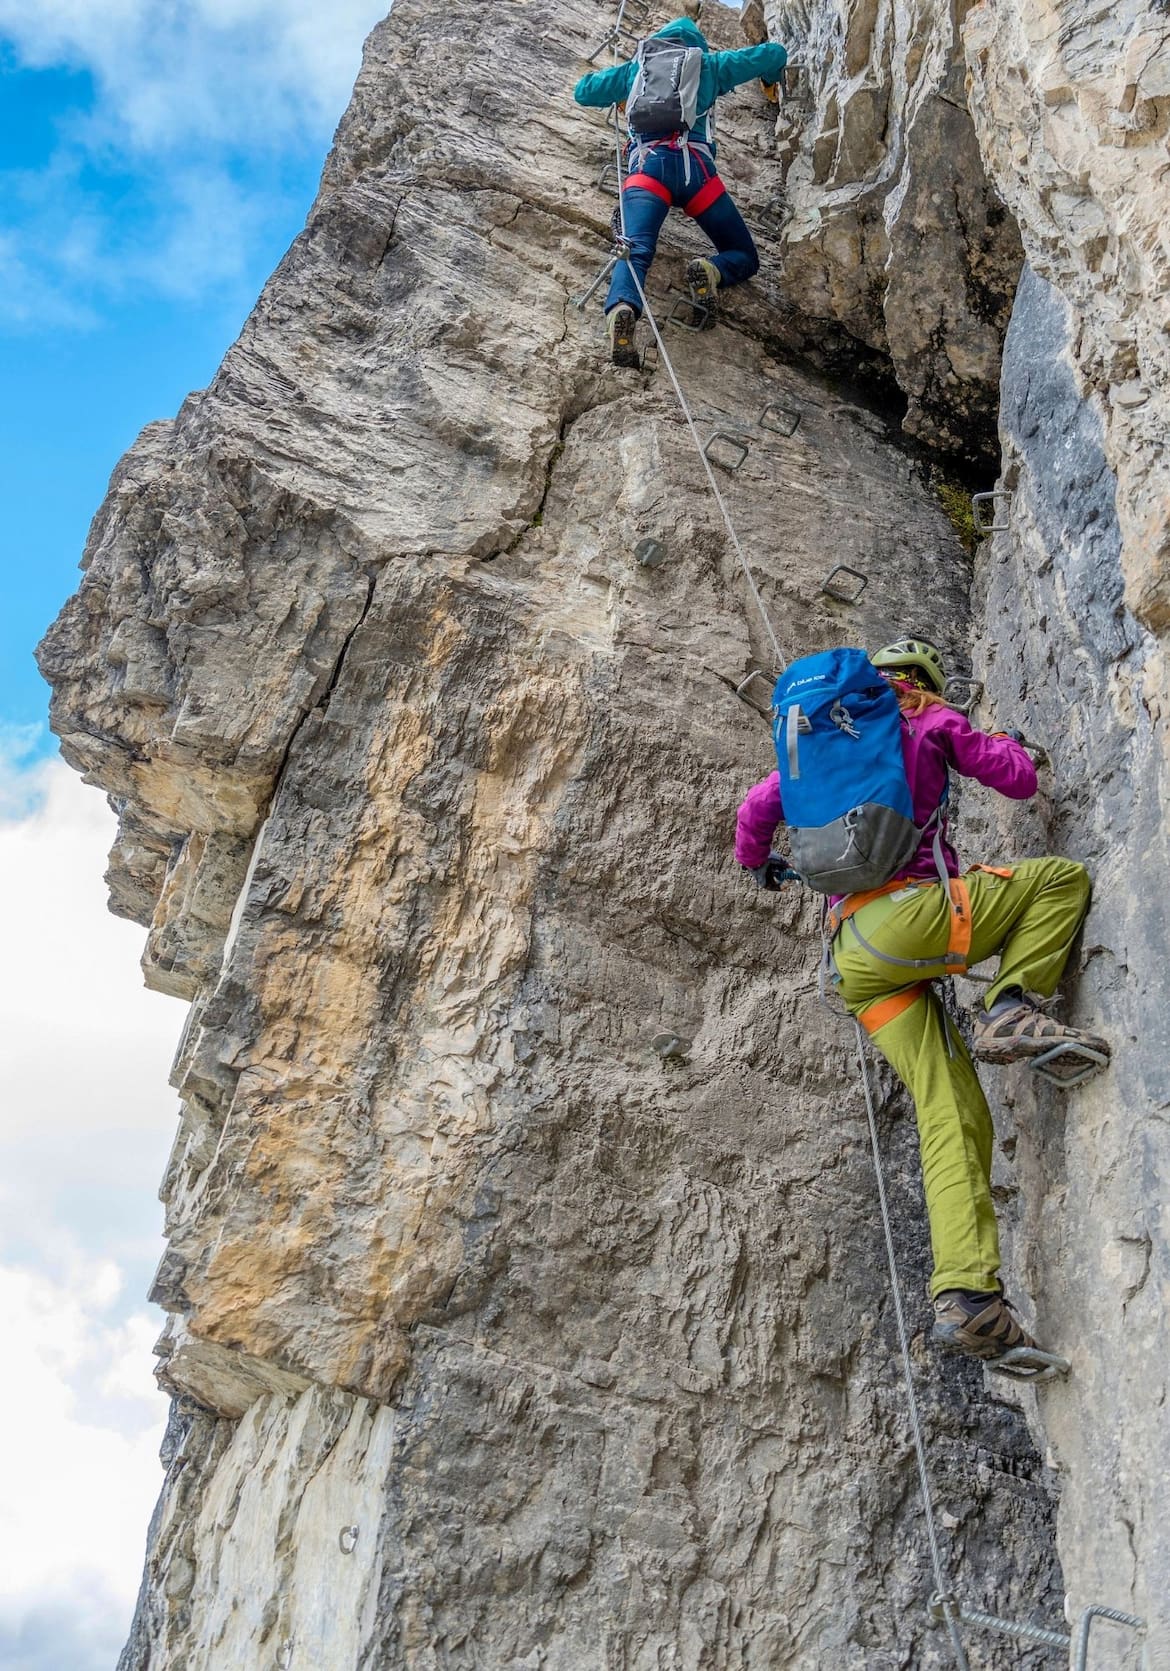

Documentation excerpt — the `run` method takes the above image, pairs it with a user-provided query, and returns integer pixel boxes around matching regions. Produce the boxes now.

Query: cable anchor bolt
[652,1032,692,1063]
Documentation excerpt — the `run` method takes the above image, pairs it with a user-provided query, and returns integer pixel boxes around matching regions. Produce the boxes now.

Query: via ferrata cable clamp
[573,235,634,311]
[586,0,649,61]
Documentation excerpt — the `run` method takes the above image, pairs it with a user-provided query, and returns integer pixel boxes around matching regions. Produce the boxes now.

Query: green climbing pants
[832,857,1091,1297]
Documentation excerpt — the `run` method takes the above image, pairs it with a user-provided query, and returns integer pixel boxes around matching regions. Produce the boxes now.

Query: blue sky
[0,4,389,1664]
[0,9,381,748]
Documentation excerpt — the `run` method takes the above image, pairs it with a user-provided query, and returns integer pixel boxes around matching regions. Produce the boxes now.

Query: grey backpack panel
[626,37,703,137]
[788,804,921,895]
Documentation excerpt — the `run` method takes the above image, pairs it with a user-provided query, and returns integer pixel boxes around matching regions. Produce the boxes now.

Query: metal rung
[972,490,1012,533]
[1028,1040,1110,1088]
[634,537,667,569]
[640,338,659,374]
[597,159,621,196]
[760,401,800,436]
[943,675,983,714]
[664,294,710,333]
[1072,1605,1145,1671]
[652,1032,691,1062]
[987,1344,1071,1384]
[704,431,750,472]
[735,669,768,701]
[821,564,868,604]
[931,1595,1070,1650]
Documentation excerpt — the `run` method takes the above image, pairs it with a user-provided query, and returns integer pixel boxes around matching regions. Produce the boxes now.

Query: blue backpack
[771,647,920,894]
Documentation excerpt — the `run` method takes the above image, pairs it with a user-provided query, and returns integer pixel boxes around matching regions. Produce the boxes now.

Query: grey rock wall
[758,0,1023,465]
[962,262,1167,1663]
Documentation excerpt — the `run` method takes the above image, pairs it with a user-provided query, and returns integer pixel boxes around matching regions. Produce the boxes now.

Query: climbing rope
[604,44,788,673]
[853,1021,971,1671]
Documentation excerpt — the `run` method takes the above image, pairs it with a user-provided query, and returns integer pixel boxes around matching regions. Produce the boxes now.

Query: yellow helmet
[871,638,947,695]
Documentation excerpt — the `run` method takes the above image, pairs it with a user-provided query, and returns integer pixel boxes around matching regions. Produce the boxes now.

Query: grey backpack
[625,37,703,137]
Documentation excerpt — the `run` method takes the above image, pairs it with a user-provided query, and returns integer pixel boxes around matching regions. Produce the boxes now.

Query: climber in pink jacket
[735,638,1110,1373]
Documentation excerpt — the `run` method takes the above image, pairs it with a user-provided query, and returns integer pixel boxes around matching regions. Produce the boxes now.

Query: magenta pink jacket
[735,702,1038,883]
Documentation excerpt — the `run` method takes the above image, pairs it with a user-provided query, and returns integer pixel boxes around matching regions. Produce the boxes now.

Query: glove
[760,79,780,104]
[992,728,1026,744]
[748,855,795,891]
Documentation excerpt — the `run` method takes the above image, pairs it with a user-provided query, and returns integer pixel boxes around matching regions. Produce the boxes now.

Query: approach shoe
[607,304,640,369]
[685,257,721,327]
[932,1290,1038,1362]
[971,999,1110,1074]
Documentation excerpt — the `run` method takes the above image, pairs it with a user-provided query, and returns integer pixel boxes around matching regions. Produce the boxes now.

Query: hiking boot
[686,257,721,302]
[972,999,1110,1076]
[685,257,720,327]
[932,1290,1037,1362]
[607,304,640,368]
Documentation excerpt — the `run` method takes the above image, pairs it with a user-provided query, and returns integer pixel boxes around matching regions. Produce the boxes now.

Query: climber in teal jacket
[573,9,788,365]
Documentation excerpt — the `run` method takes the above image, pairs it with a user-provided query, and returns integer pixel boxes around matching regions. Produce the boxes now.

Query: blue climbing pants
[605,140,759,316]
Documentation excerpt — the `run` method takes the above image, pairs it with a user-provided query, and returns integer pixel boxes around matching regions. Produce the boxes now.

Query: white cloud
[0,0,391,152]
[0,743,184,1660]
[0,1263,168,1601]
[0,2,391,325]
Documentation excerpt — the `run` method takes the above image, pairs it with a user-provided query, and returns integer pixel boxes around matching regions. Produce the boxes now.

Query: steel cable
[853,1020,970,1671]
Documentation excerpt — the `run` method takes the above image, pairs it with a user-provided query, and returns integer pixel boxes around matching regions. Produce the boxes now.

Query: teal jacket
[573,18,787,153]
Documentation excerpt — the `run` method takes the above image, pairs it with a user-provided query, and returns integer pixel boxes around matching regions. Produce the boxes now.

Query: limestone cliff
[39,0,1167,1666]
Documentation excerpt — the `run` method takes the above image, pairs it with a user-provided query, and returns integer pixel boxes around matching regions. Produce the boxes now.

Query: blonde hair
[891,679,953,717]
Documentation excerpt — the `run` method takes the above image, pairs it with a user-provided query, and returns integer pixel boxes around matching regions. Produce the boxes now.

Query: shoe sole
[685,262,719,328]
[609,310,640,369]
[974,1036,1110,1067]
[934,1327,1069,1380]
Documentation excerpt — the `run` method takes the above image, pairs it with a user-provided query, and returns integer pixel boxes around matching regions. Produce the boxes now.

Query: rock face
[966,0,1170,632]
[39,0,1170,1667]
[756,0,1024,465]
[960,263,1167,1663]
[960,2,1170,1650]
